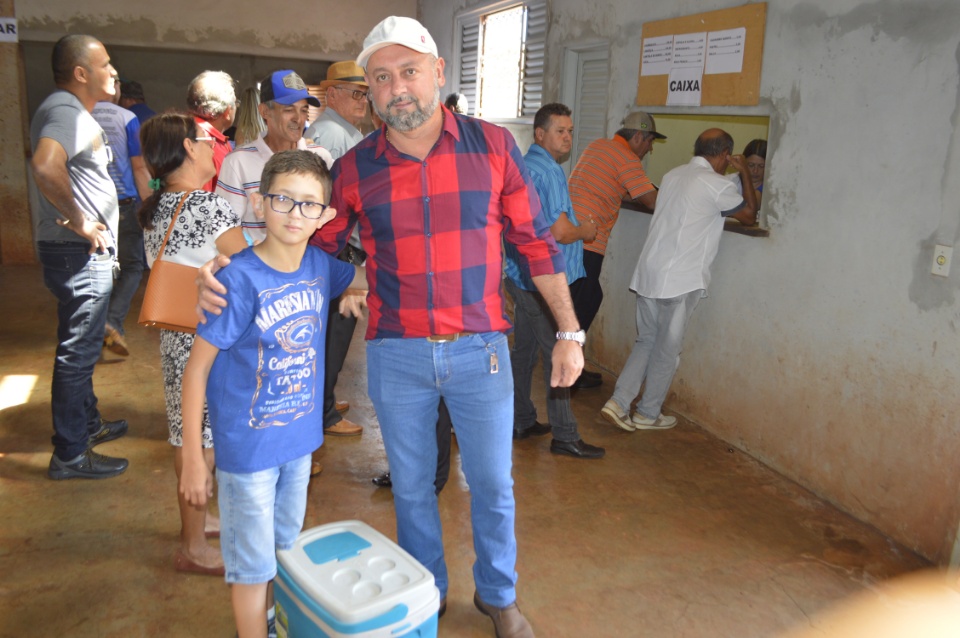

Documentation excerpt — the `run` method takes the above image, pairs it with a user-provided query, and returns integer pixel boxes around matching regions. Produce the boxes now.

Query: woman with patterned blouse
[138,113,247,575]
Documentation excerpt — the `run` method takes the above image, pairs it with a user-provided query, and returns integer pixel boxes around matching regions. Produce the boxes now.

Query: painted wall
[17,1,416,120]
[421,0,960,563]
[18,0,417,61]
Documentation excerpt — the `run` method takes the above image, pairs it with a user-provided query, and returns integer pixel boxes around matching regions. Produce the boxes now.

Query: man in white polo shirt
[601,128,757,432]
[216,70,332,244]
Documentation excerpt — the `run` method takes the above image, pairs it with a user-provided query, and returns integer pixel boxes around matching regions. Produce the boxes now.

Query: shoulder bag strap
[156,192,192,261]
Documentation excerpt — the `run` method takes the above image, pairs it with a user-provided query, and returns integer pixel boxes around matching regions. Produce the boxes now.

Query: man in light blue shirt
[504,103,604,459]
[305,61,367,157]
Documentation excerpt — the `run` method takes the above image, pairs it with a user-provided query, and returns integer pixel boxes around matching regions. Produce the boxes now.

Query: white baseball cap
[357,16,439,69]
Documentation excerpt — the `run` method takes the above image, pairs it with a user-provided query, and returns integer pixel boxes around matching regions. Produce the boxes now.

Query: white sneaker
[631,412,677,430]
[600,400,635,432]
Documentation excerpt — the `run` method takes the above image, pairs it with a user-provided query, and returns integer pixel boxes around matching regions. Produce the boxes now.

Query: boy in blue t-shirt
[181,150,364,638]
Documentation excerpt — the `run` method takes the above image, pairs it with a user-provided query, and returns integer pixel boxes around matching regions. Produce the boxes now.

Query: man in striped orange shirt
[567,111,664,388]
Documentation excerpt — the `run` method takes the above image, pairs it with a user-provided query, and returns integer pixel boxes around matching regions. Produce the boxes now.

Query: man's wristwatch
[556,330,586,346]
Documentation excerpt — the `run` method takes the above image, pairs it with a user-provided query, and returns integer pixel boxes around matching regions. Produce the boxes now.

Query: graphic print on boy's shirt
[251,279,326,429]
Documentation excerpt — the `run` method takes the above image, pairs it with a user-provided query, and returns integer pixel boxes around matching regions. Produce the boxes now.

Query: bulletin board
[635,2,766,107]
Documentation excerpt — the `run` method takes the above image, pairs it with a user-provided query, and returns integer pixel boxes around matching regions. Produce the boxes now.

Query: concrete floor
[0,264,931,637]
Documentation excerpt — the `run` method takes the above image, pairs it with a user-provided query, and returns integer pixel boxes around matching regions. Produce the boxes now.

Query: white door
[560,43,610,174]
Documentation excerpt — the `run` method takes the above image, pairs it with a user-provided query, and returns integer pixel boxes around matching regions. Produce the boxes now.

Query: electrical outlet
[932,245,953,277]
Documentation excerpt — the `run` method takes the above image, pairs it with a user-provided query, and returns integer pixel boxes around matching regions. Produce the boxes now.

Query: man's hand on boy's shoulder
[195,254,233,323]
[339,290,368,318]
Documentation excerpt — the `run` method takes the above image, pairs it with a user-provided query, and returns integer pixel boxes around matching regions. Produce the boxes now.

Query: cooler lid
[277,520,437,625]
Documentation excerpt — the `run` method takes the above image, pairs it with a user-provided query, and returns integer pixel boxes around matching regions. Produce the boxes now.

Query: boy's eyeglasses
[335,86,368,101]
[263,194,330,219]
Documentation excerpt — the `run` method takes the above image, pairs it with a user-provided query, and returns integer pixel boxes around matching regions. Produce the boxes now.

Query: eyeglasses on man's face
[263,194,330,219]
[335,86,368,101]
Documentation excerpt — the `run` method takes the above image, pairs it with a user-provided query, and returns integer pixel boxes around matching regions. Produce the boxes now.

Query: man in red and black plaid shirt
[317,16,584,638]
[199,16,584,638]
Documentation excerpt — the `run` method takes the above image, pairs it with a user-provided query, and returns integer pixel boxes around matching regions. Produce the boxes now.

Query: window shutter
[520,1,546,118]
[572,51,610,167]
[457,17,480,116]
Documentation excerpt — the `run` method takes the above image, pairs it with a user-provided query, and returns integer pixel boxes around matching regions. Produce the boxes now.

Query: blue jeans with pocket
[366,332,518,607]
[38,240,115,460]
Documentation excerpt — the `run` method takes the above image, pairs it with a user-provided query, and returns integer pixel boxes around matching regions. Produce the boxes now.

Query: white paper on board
[705,27,746,75]
[671,32,706,69]
[641,35,674,76]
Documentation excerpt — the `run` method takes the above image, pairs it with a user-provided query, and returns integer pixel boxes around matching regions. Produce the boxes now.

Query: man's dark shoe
[48,449,129,480]
[473,591,534,638]
[88,418,128,447]
[513,422,551,440]
[572,372,602,389]
[581,370,602,381]
[550,438,605,459]
[372,471,392,488]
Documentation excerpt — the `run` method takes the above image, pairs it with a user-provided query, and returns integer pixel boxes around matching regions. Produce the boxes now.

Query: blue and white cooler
[274,520,440,638]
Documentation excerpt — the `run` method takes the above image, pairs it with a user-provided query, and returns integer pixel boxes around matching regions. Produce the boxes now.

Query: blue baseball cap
[259,70,320,107]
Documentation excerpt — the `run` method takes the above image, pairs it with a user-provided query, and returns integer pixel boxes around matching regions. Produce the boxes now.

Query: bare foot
[181,544,223,570]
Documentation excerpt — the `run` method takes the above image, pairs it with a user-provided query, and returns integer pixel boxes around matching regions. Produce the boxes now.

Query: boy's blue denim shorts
[216,453,312,584]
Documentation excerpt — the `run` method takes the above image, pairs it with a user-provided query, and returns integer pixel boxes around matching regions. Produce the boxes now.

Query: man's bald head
[51,35,101,86]
[694,128,734,159]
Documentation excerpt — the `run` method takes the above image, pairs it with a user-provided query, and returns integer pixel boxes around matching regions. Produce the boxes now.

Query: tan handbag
[138,193,199,334]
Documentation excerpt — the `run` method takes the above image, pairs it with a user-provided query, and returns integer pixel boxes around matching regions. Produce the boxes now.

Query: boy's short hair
[260,150,332,201]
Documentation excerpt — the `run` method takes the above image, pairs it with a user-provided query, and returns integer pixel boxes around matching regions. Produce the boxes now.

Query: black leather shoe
[88,418,128,447]
[572,373,602,389]
[550,438,605,459]
[581,370,602,381]
[372,471,392,488]
[48,448,129,480]
[513,422,552,440]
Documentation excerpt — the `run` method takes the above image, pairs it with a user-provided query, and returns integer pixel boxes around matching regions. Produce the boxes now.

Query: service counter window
[623,113,771,238]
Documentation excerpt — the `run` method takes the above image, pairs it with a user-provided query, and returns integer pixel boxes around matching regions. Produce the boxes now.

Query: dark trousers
[322,305,357,428]
[105,198,144,334]
[569,249,605,332]
[39,241,115,460]
[323,245,366,429]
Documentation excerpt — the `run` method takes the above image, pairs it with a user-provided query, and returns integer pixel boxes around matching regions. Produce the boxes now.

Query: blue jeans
[611,290,702,420]
[366,332,517,607]
[505,278,578,442]
[217,453,312,585]
[38,241,115,460]
[106,198,144,334]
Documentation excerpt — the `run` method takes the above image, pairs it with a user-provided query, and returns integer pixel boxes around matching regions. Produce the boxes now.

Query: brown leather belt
[426,332,472,342]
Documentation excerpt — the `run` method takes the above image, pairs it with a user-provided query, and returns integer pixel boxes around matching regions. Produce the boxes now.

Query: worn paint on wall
[18,0,416,60]
[422,0,960,563]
